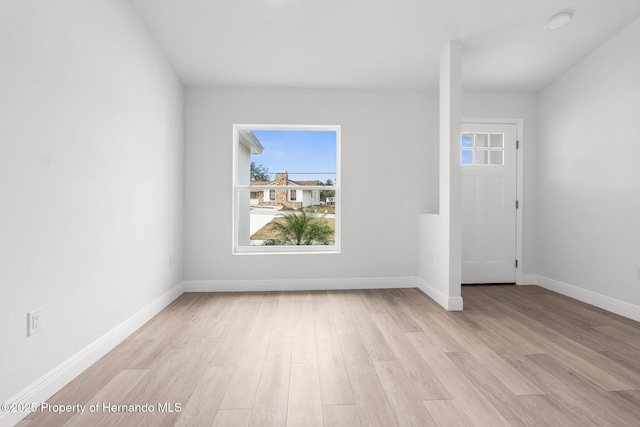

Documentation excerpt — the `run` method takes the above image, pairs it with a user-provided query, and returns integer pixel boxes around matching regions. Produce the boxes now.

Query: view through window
[233,125,340,254]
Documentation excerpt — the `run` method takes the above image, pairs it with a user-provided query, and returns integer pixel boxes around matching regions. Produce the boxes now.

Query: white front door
[461,123,517,284]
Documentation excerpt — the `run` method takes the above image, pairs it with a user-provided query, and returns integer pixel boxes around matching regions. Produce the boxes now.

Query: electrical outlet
[27,309,42,337]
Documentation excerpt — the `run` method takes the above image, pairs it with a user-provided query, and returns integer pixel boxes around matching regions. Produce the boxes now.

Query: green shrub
[266,210,333,245]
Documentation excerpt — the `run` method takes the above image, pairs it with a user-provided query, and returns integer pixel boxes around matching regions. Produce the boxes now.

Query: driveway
[249,207,280,235]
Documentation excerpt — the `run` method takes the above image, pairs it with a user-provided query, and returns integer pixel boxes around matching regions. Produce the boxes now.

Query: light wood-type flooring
[20,286,640,426]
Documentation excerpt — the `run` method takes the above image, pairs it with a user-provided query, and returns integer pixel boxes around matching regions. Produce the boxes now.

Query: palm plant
[265,209,333,246]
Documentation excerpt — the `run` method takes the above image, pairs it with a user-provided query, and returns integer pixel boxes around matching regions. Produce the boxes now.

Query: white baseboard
[517,274,538,285]
[183,276,417,292]
[0,282,184,427]
[537,275,640,323]
[416,277,463,311]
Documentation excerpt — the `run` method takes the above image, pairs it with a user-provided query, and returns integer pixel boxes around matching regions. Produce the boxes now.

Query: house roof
[238,130,263,155]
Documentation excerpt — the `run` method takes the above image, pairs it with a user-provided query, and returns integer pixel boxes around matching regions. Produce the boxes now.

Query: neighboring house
[251,172,320,208]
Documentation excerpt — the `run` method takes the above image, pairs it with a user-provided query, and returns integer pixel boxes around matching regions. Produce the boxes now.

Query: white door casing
[461,122,518,284]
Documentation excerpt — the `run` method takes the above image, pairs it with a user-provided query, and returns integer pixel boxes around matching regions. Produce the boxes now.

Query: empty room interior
[2,0,640,426]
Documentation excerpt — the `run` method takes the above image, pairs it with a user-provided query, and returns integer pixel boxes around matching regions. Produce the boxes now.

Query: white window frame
[232,124,341,255]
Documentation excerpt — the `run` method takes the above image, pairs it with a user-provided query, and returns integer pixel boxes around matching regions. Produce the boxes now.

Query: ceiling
[130,0,640,91]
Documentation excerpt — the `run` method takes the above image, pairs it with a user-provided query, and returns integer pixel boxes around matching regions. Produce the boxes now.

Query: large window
[233,124,340,254]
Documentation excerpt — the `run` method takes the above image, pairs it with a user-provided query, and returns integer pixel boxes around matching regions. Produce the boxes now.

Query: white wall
[461,92,538,278]
[0,0,184,407]
[538,16,640,309]
[185,87,438,284]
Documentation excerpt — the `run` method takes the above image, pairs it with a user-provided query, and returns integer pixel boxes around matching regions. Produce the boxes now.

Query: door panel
[461,175,480,263]
[461,123,517,284]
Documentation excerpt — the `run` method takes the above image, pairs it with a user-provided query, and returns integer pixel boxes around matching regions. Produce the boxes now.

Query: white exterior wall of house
[302,190,320,207]
[295,189,319,207]
[251,187,318,207]
[250,192,260,205]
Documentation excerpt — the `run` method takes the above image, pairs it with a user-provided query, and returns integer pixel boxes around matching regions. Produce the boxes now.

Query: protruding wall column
[442,41,463,304]
[417,40,463,310]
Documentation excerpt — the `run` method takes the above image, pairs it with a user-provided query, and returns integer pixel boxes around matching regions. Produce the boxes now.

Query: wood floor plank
[498,353,609,427]
[372,360,437,426]
[249,335,292,427]
[292,312,318,364]
[209,299,261,367]
[422,399,474,427]
[406,333,512,427]
[314,316,355,406]
[255,291,281,317]
[613,390,640,412]
[183,316,228,339]
[358,289,388,314]
[410,313,466,353]
[190,292,233,319]
[399,287,444,313]
[527,326,634,391]
[526,353,640,426]
[311,291,332,317]
[31,339,150,417]
[372,313,451,400]
[327,290,359,335]
[338,334,398,426]
[533,310,626,353]
[131,292,202,341]
[63,369,149,427]
[219,317,274,409]
[322,405,361,427]
[119,338,216,426]
[541,293,612,324]
[428,312,544,396]
[271,292,296,338]
[287,363,324,427]
[598,350,640,378]
[480,289,548,328]
[595,324,640,351]
[173,366,234,427]
[347,294,397,361]
[447,351,555,426]
[212,409,252,427]
[464,311,546,355]
[375,291,424,332]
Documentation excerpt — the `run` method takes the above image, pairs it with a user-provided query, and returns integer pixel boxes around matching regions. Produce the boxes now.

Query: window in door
[462,132,505,166]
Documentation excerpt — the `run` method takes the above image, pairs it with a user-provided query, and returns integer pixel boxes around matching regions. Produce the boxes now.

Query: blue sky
[251,130,337,183]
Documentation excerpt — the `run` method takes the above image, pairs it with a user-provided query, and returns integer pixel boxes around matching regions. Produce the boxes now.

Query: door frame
[462,118,525,285]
